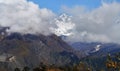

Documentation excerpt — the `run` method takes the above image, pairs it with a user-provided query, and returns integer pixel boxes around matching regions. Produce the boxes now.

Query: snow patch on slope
[91,45,101,53]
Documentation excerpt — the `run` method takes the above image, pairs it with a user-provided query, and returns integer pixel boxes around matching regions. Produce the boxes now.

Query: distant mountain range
[71,42,120,57]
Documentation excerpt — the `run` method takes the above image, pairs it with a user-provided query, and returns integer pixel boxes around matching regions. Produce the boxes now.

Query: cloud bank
[0,0,120,44]
[61,2,120,43]
[0,0,55,35]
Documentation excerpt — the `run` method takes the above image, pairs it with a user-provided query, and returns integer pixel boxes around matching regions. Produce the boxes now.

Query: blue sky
[29,0,120,13]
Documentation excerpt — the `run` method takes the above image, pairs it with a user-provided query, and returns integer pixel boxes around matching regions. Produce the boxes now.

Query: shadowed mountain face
[0,32,80,70]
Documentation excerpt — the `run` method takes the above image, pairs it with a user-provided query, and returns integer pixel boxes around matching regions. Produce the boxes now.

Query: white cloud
[61,2,120,43]
[0,0,55,35]
[0,0,120,44]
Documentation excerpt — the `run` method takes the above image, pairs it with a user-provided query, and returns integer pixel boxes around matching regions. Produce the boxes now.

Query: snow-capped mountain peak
[50,14,75,36]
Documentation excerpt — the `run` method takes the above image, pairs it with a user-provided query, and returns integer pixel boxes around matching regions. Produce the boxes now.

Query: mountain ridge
[0,32,81,71]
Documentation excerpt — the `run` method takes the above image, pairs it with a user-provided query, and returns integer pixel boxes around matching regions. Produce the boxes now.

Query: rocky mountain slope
[0,32,81,71]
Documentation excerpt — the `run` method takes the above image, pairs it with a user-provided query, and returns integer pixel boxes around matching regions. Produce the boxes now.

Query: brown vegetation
[14,53,120,71]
